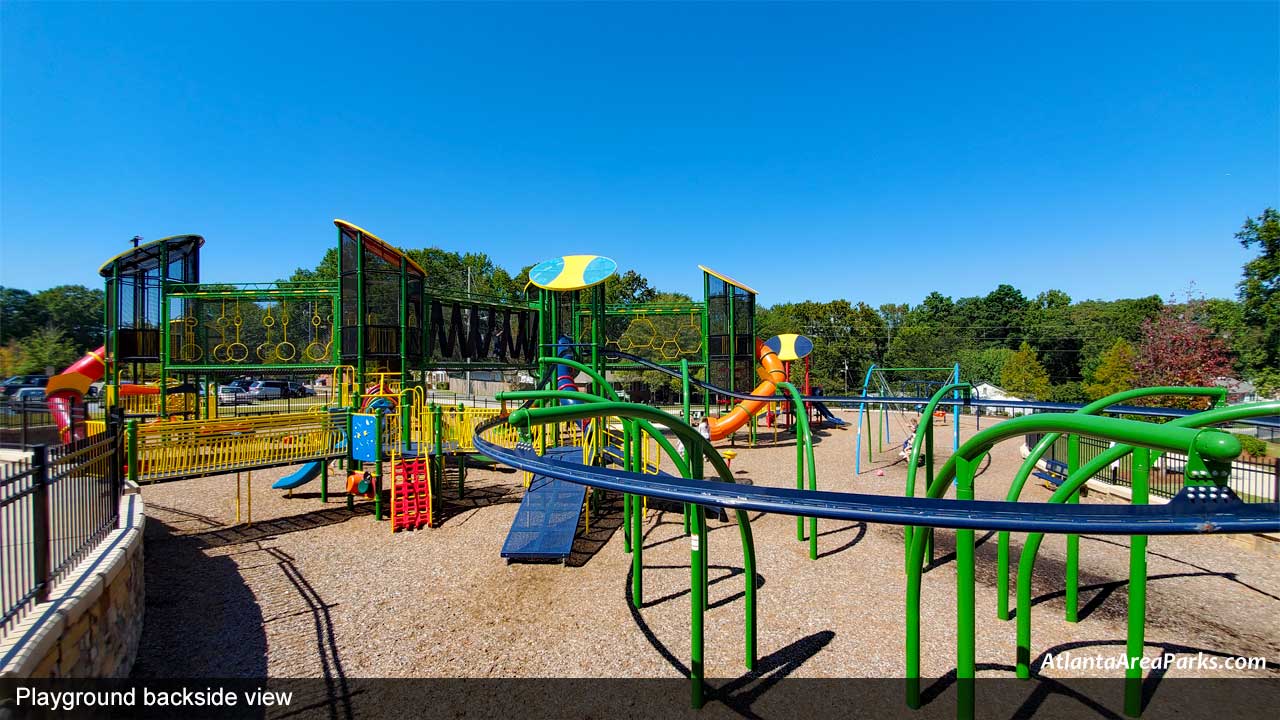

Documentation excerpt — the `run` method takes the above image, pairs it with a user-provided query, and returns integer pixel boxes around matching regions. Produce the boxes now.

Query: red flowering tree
[1134,301,1234,409]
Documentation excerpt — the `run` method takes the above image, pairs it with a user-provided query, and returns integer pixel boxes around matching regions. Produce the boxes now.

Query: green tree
[1134,301,1233,409]
[757,299,886,392]
[1083,339,1137,400]
[1000,342,1052,399]
[16,327,79,375]
[604,270,657,306]
[955,346,1014,386]
[0,287,48,344]
[34,285,104,351]
[1236,208,1279,371]
[1022,289,1079,384]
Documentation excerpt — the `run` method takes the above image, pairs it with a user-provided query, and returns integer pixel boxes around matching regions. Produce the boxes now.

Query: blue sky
[2,2,1276,308]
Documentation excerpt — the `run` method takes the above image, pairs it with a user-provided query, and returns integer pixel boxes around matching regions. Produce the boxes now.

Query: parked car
[288,381,315,398]
[247,380,307,399]
[1,375,48,398]
[217,380,255,404]
[11,387,47,404]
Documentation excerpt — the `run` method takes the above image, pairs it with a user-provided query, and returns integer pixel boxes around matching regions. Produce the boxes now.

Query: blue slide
[501,446,588,560]
[500,336,592,561]
[272,460,325,490]
[813,401,847,426]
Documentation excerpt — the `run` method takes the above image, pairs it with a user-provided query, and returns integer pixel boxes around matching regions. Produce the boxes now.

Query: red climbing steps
[391,456,433,531]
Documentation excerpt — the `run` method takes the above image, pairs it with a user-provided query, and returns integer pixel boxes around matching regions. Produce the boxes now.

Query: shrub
[1233,433,1267,458]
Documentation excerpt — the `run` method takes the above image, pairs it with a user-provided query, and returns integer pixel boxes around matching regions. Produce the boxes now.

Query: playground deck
[131,412,1280,715]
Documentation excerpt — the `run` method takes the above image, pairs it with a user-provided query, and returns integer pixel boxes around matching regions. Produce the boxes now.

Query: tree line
[3,208,1276,406]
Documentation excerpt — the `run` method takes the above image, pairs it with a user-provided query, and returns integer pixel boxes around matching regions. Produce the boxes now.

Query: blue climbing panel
[501,446,588,561]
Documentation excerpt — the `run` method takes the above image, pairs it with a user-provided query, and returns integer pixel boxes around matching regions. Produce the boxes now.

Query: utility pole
[843,360,849,394]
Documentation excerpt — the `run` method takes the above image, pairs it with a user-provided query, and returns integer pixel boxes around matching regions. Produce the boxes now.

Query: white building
[971,382,1033,416]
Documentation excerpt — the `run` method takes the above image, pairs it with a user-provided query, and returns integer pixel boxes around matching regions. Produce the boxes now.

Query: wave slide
[45,345,158,442]
[707,340,787,441]
[273,461,326,490]
[812,401,848,427]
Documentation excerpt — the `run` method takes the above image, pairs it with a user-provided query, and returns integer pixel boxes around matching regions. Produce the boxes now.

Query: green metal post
[432,404,444,494]
[682,358,692,535]
[399,257,408,387]
[321,458,329,503]
[690,507,706,708]
[347,411,356,510]
[701,272,711,419]
[374,408,384,521]
[1066,435,1080,623]
[159,242,168,418]
[126,419,138,484]
[355,229,366,393]
[956,454,977,720]
[1124,448,1151,717]
[631,424,643,606]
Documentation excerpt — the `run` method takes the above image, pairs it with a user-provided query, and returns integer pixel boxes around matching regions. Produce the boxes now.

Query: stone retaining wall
[0,484,146,678]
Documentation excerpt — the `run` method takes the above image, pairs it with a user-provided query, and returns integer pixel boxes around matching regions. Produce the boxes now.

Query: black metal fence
[1,414,123,637]
[1026,432,1279,503]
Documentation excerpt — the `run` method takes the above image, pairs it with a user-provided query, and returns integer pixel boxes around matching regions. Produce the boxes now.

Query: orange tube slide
[707,340,787,441]
[45,345,107,441]
[45,345,158,441]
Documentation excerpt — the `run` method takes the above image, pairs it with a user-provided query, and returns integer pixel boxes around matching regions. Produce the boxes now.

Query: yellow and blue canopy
[528,255,618,291]
[764,333,813,362]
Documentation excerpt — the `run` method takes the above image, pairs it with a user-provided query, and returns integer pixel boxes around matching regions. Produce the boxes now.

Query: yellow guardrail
[134,410,346,482]
[602,421,661,474]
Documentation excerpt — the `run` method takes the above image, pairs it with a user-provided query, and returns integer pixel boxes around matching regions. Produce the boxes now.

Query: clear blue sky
[2,2,1276,308]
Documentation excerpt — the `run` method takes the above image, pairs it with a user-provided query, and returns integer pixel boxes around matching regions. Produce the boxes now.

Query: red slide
[707,340,787,441]
[45,346,156,441]
[45,346,106,441]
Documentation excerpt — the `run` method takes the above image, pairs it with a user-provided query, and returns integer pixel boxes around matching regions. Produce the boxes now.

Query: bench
[1033,459,1069,489]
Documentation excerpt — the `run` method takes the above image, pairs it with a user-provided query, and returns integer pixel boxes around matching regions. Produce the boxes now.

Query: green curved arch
[1012,399,1280,678]
[902,408,1245,708]
[994,386,1227,619]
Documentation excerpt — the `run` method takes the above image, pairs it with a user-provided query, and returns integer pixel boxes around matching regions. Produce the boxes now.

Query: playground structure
[35,222,1280,719]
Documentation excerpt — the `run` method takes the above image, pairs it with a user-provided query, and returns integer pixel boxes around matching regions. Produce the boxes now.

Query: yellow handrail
[134,410,346,482]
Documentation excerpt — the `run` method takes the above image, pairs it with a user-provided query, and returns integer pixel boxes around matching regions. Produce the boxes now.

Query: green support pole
[690,507,706,709]
[374,408,384,521]
[924,420,935,563]
[1066,435,1080,623]
[321,458,329,503]
[956,455,977,720]
[355,229,366,396]
[432,404,444,494]
[347,411,355,510]
[399,257,408,388]
[159,243,168,418]
[401,401,411,452]
[701,272,711,420]
[1124,448,1151,717]
[631,424,643,606]
[126,419,138,485]
[682,358,692,536]
[997,529,1010,620]
[739,504,757,671]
